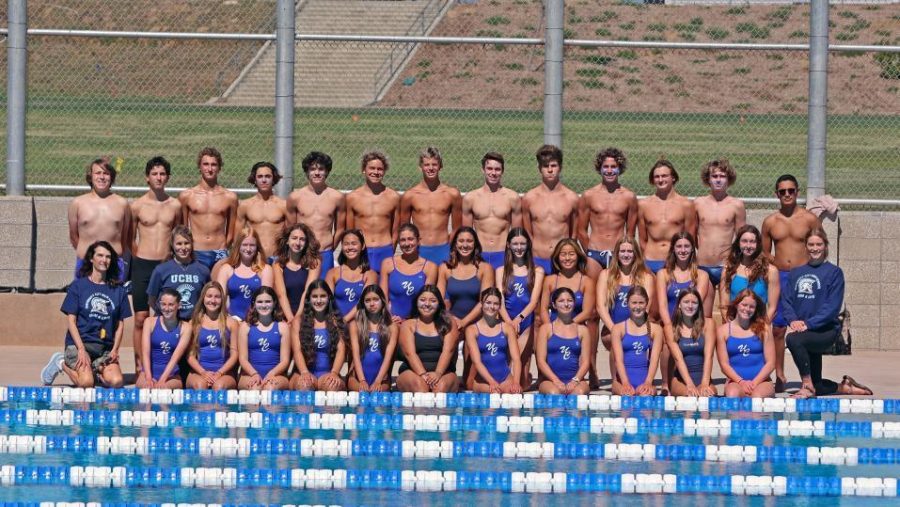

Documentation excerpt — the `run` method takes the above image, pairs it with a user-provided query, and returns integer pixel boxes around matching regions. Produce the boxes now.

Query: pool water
[0,387,898,506]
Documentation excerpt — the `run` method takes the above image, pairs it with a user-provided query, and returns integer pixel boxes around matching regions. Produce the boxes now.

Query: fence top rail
[0,28,275,41]
[3,28,899,53]
[10,185,900,207]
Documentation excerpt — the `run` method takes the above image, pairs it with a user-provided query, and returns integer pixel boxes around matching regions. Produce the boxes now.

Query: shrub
[582,55,615,66]
[706,27,729,40]
[485,16,511,26]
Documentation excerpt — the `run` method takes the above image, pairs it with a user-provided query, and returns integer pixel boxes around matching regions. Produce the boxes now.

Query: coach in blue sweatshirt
[783,227,871,398]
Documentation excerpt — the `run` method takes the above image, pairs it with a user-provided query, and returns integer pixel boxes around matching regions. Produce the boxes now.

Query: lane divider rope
[0,465,897,496]
[2,386,895,415]
[5,408,900,439]
[0,433,896,465]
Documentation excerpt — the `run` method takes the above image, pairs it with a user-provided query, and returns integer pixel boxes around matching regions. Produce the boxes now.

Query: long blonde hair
[606,237,650,309]
[189,282,231,359]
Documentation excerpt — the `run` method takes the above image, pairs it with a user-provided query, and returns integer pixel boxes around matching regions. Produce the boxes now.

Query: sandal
[842,375,873,396]
[790,386,816,399]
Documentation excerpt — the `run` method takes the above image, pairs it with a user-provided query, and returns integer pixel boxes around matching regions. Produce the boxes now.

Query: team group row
[43,145,870,401]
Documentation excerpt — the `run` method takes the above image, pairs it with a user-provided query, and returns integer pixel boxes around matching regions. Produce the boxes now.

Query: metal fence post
[6,0,27,196]
[806,0,828,201]
[274,0,296,197]
[543,0,563,149]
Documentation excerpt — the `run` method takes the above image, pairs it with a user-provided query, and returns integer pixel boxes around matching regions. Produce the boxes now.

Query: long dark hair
[277,223,321,269]
[355,285,390,358]
[246,286,285,325]
[672,287,704,341]
[336,229,371,272]
[502,227,536,294]
[409,284,451,337]
[723,225,770,289]
[446,226,483,268]
[299,279,348,369]
[79,240,122,287]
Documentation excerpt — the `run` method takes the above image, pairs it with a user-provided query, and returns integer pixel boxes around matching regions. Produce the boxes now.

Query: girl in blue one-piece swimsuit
[348,285,398,392]
[611,286,663,397]
[291,280,348,392]
[497,227,546,391]
[465,288,522,393]
[536,287,590,395]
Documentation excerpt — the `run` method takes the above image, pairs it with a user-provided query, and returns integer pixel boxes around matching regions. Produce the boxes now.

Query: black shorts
[130,256,162,312]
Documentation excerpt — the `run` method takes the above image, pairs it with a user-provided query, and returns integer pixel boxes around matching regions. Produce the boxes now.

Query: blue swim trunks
[367,244,395,274]
[700,265,724,287]
[319,248,335,279]
[75,256,129,285]
[534,256,553,275]
[645,259,666,274]
[772,269,791,327]
[482,250,505,270]
[419,243,450,266]
[195,249,228,270]
[587,249,612,269]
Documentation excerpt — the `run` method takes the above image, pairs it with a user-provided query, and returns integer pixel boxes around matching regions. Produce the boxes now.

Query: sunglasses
[777,188,797,196]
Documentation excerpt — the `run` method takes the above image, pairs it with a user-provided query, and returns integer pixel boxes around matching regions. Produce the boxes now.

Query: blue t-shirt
[61,278,132,348]
[781,261,845,331]
[147,260,210,320]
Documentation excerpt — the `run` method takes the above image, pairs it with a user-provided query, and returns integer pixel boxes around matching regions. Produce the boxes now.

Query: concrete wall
[0,196,896,349]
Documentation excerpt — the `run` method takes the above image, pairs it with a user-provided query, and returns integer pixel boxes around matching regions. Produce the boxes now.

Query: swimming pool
[1,386,898,506]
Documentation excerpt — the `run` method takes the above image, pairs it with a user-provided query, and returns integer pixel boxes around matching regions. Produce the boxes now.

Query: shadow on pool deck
[4,345,895,398]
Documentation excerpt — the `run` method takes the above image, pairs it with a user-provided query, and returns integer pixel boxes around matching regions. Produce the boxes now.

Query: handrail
[371,0,448,103]
[215,0,310,99]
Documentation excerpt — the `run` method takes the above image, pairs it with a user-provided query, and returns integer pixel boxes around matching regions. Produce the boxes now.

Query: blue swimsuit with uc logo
[546,322,580,381]
[227,270,262,320]
[312,327,334,378]
[610,284,631,324]
[334,266,366,318]
[149,318,181,380]
[621,320,652,387]
[504,274,535,334]
[360,330,386,385]
[475,324,511,382]
[388,258,427,319]
[726,323,766,381]
[197,326,230,372]
[247,322,281,378]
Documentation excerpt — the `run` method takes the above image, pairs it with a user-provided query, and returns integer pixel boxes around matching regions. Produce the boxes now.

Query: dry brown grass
[380,0,900,115]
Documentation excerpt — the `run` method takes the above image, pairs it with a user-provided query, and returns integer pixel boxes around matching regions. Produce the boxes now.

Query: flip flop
[842,375,873,396]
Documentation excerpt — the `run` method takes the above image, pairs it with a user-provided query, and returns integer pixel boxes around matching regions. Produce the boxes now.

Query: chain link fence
[1,0,898,200]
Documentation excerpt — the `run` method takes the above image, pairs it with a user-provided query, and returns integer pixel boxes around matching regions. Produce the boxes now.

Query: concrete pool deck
[2,345,895,398]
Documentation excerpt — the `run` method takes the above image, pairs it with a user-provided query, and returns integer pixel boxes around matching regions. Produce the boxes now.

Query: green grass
[3,99,898,201]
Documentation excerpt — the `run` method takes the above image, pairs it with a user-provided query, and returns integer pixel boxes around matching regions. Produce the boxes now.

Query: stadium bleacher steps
[217,0,451,108]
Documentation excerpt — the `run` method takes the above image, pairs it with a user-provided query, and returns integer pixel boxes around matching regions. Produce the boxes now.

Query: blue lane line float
[3,386,896,416]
